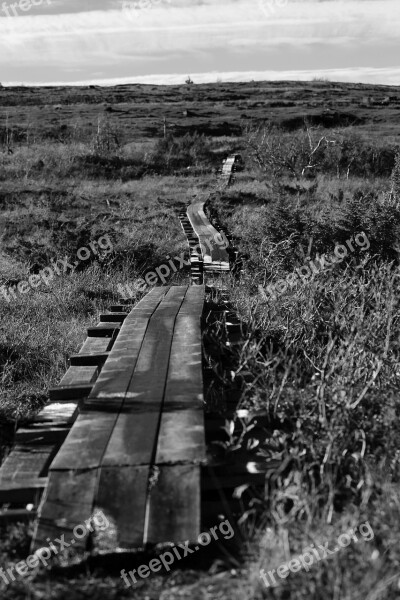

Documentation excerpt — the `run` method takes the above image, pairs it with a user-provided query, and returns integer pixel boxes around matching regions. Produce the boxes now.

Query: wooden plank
[79,336,113,354]
[88,320,149,400]
[109,305,128,312]
[33,470,98,550]
[100,313,127,323]
[69,353,110,366]
[145,288,205,543]
[148,299,205,544]
[0,445,58,483]
[15,427,69,445]
[187,201,229,266]
[87,325,120,338]
[59,365,99,387]
[155,313,205,463]
[93,287,189,549]
[101,412,160,468]
[146,465,201,545]
[32,402,78,426]
[0,509,37,522]
[47,287,171,471]
[34,286,177,550]
[93,466,149,551]
[50,412,119,470]
[101,286,188,467]
[96,321,123,328]
[156,409,204,465]
[89,287,174,403]
[0,478,47,504]
[163,315,203,401]
[20,421,71,432]
[49,385,93,401]
[178,285,205,317]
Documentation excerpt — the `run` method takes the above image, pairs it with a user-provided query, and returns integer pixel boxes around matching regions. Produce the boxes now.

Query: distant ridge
[4,67,400,88]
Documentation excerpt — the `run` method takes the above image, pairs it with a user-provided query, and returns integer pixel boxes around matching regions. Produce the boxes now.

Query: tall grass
[210,142,400,599]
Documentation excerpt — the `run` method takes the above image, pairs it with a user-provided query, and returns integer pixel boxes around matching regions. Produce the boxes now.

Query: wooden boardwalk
[179,154,240,282]
[33,285,205,550]
[0,154,240,552]
[187,200,230,273]
[0,286,205,550]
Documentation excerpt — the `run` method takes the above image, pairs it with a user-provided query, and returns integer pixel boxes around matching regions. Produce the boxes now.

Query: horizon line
[3,67,400,88]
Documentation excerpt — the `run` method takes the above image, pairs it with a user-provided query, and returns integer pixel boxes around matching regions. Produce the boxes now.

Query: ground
[1,79,400,599]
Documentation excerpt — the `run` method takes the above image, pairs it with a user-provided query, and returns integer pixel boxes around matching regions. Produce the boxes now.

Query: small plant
[3,112,13,155]
[389,149,400,206]
[91,114,120,156]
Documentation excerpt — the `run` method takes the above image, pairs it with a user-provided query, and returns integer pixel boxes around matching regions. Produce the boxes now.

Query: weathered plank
[100,313,127,323]
[0,509,37,523]
[49,384,93,401]
[0,478,47,504]
[0,445,57,483]
[108,305,128,312]
[178,284,205,317]
[59,365,99,387]
[32,402,79,426]
[79,336,113,354]
[146,290,205,544]
[146,465,201,544]
[69,353,110,366]
[33,470,98,550]
[87,324,120,337]
[94,466,149,551]
[15,427,69,446]
[156,409,204,465]
[155,315,205,463]
[48,290,170,471]
[102,286,188,467]
[49,365,99,401]
[50,412,119,470]
[92,287,189,548]
[187,201,229,266]
[155,287,205,466]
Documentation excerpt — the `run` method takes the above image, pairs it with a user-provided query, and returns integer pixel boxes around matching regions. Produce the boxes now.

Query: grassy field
[1,80,400,599]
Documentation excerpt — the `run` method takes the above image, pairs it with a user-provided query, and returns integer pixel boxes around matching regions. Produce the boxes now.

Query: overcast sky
[0,0,399,86]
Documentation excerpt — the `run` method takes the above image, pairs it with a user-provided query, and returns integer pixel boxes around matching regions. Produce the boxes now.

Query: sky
[0,0,399,86]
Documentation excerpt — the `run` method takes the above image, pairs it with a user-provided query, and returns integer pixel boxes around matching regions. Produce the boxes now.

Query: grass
[1,93,400,598]
[206,139,400,598]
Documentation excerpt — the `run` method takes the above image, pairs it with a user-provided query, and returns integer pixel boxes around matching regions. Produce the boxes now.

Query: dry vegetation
[1,80,400,599]
[209,125,400,599]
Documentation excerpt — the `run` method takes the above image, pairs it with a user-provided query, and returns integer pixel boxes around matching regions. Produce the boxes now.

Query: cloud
[0,0,399,84]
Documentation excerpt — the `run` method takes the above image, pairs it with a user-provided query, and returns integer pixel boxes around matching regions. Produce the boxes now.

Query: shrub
[148,132,214,174]
[389,150,400,204]
[246,125,397,181]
